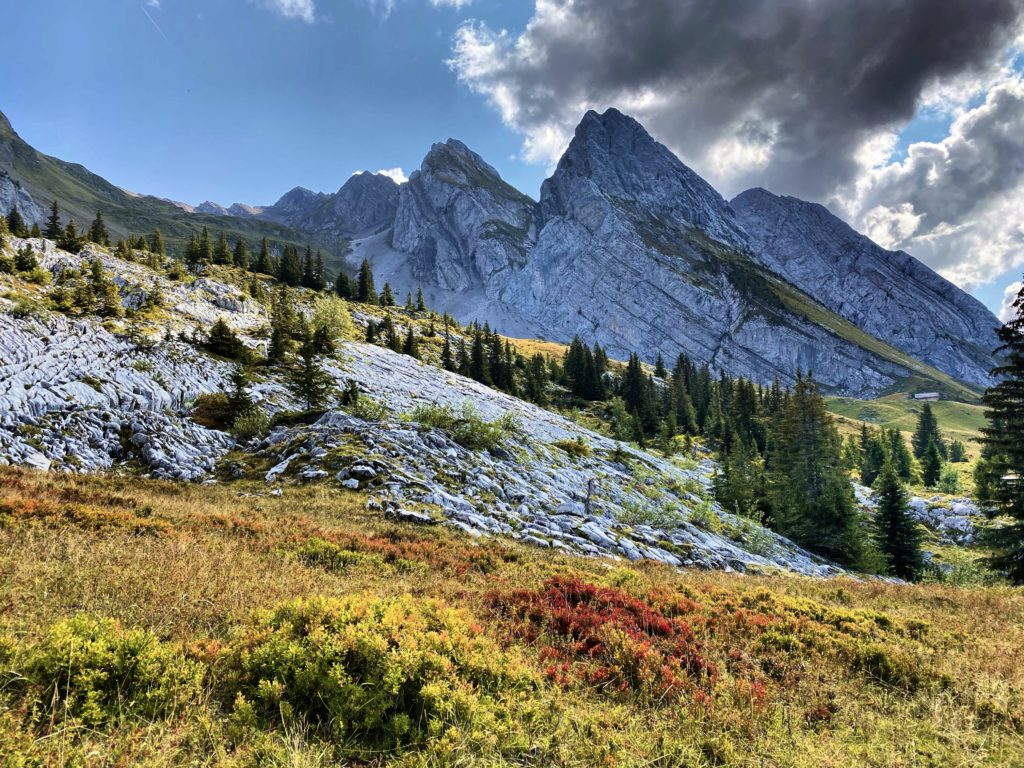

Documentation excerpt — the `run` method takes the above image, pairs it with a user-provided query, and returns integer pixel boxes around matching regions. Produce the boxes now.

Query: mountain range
[0,108,1000,398]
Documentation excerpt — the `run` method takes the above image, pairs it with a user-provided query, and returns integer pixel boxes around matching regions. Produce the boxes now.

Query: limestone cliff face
[0,170,44,225]
[731,188,999,388]
[391,139,536,297]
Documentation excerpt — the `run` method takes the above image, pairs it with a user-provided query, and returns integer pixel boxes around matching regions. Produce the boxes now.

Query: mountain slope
[371,109,978,398]
[732,188,999,389]
[0,111,331,256]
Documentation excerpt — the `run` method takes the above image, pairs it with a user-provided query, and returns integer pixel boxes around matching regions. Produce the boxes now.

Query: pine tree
[45,200,62,239]
[922,441,943,487]
[768,372,863,566]
[416,287,427,313]
[949,440,968,463]
[185,231,202,270]
[286,335,335,411]
[7,205,27,237]
[313,250,325,290]
[873,462,924,580]
[357,259,377,304]
[859,427,887,486]
[213,232,231,265]
[713,434,762,518]
[885,428,914,480]
[151,228,166,256]
[267,287,299,363]
[30,223,41,238]
[254,237,273,274]
[226,363,256,423]
[233,237,250,270]
[379,282,396,306]
[300,246,316,288]
[205,317,247,360]
[977,278,1024,580]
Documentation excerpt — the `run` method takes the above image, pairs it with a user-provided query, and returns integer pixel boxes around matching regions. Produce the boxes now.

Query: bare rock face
[731,188,1000,389]
[500,109,920,395]
[0,170,44,224]
[391,139,536,297]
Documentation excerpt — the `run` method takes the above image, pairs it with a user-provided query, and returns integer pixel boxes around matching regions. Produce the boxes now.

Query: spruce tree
[151,228,166,256]
[379,282,396,307]
[416,287,427,312]
[357,259,377,304]
[949,440,967,463]
[401,326,419,359]
[254,237,273,274]
[287,335,335,411]
[7,205,27,237]
[922,441,943,487]
[185,231,202,270]
[313,250,325,290]
[768,373,863,566]
[233,237,250,269]
[30,223,41,238]
[58,220,84,254]
[977,279,1024,581]
[45,200,62,239]
[198,227,212,265]
[278,245,303,286]
[88,212,110,246]
[912,402,946,459]
[213,232,231,265]
[335,269,353,299]
[441,332,455,372]
[873,462,924,580]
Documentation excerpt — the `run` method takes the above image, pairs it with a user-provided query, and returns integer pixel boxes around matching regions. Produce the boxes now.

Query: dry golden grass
[0,466,1022,766]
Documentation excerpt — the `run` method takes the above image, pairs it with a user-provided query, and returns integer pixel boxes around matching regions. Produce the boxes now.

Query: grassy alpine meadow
[0,466,1022,767]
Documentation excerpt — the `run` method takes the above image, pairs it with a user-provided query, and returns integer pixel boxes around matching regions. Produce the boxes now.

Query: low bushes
[408,402,521,451]
[217,595,538,753]
[23,615,204,728]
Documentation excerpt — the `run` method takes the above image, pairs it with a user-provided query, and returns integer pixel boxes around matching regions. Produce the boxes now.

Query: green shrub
[615,501,686,529]
[192,393,234,430]
[552,437,592,459]
[23,615,204,727]
[217,595,536,752]
[231,409,270,442]
[408,403,521,451]
[349,394,389,422]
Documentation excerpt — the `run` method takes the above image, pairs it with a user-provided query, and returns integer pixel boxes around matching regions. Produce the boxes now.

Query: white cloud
[145,0,160,8]
[1000,281,1023,322]
[431,0,472,8]
[837,76,1024,289]
[374,167,408,184]
[259,0,315,23]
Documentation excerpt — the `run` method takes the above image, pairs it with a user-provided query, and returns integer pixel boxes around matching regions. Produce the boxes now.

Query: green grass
[827,394,987,459]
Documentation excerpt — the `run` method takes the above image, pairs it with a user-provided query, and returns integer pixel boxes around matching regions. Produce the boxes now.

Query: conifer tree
[873,462,924,580]
[912,402,946,459]
[379,282,396,307]
[205,317,247,360]
[768,372,863,566]
[226,363,256,423]
[977,278,1024,580]
[949,440,967,463]
[254,237,273,274]
[58,219,84,254]
[185,231,202,270]
[88,212,109,246]
[885,427,914,480]
[198,226,212,265]
[334,270,352,299]
[278,245,303,286]
[357,259,377,304]
[300,246,316,288]
[233,237,250,269]
[922,441,943,487]
[313,250,325,290]
[416,287,427,313]
[30,223,41,238]
[213,232,231,265]
[859,428,888,486]
[7,205,27,237]
[267,286,299,363]
[151,228,165,256]
[441,332,455,372]
[401,326,419,359]
[287,335,335,411]
[45,200,62,239]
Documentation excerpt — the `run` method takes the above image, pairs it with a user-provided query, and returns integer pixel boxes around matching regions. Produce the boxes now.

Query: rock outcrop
[732,188,999,389]
[0,170,44,224]
[391,140,536,296]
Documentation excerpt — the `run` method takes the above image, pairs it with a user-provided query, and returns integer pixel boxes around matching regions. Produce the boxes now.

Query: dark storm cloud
[451,0,1022,198]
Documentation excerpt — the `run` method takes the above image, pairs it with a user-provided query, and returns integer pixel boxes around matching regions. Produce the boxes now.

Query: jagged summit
[541,108,748,248]
[731,187,1000,388]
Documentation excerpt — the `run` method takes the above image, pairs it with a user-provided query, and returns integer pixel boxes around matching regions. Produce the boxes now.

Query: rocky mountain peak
[0,111,14,138]
[327,172,400,235]
[195,200,229,216]
[540,108,748,248]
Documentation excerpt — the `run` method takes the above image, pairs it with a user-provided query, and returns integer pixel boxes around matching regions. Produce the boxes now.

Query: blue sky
[2,0,541,205]
[2,1,1021,317]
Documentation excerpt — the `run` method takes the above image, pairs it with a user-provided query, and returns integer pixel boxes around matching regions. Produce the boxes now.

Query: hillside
[1,466,1022,766]
[0,111,338,259]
